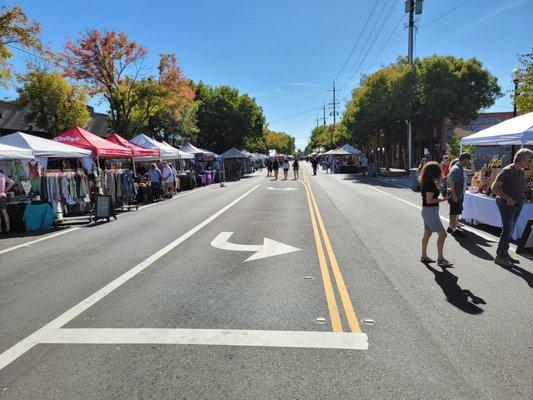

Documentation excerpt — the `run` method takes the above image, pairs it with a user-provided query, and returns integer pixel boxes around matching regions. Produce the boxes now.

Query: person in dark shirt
[311,158,318,175]
[419,161,452,267]
[293,157,300,180]
[272,158,279,180]
[491,148,532,267]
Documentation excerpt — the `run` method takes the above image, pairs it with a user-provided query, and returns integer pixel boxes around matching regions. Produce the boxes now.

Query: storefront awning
[54,126,132,158]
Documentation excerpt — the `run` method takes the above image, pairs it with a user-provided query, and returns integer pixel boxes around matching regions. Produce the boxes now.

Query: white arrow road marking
[267,187,299,191]
[211,232,301,262]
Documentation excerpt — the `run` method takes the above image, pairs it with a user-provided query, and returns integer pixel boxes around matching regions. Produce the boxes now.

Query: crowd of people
[146,161,179,201]
[419,148,533,268]
[265,157,300,180]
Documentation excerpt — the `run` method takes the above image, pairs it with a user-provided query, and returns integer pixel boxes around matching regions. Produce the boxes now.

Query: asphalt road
[0,165,531,399]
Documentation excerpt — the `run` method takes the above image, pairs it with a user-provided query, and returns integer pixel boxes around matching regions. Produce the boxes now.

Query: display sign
[94,195,116,222]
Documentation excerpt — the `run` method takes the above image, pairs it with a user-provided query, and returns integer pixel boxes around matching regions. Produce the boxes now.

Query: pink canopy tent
[106,133,160,158]
[54,126,132,158]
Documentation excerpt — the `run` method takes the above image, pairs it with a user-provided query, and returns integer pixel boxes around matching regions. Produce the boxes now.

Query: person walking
[447,153,471,237]
[272,158,279,180]
[311,157,318,175]
[147,163,163,201]
[440,154,451,178]
[282,158,289,180]
[419,161,452,267]
[491,148,533,267]
[266,158,272,177]
[0,170,14,234]
[162,161,175,197]
[293,157,300,180]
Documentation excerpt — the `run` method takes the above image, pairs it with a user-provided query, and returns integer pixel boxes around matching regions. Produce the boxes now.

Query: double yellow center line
[302,172,361,333]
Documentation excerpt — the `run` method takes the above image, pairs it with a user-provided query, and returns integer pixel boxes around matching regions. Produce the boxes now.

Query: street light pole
[405,0,423,171]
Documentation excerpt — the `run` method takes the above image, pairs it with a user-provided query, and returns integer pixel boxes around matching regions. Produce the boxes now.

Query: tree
[0,5,41,86]
[264,129,295,155]
[62,29,148,136]
[194,83,265,153]
[514,50,533,114]
[339,55,502,167]
[17,69,90,134]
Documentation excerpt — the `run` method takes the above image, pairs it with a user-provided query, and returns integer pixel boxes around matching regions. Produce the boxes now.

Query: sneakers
[494,255,513,268]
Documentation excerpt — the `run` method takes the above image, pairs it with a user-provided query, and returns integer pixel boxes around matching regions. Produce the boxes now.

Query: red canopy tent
[106,133,160,158]
[54,126,133,158]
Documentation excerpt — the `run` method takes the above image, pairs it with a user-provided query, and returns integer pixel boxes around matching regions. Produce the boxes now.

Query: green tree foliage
[264,129,295,155]
[340,55,502,157]
[0,5,41,86]
[307,123,351,152]
[194,83,265,154]
[16,69,90,134]
[514,50,533,114]
[446,134,474,160]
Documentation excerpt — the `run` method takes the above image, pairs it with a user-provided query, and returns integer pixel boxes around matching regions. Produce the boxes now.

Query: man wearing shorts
[0,170,14,233]
[447,153,471,238]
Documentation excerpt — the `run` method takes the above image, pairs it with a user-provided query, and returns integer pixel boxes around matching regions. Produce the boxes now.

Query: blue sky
[2,0,533,150]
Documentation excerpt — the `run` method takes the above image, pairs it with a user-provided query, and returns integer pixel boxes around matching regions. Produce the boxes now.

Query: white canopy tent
[0,143,33,160]
[323,149,352,156]
[0,132,92,158]
[130,134,194,160]
[460,112,533,146]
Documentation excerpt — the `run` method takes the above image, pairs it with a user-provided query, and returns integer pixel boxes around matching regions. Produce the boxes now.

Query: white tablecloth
[462,192,533,240]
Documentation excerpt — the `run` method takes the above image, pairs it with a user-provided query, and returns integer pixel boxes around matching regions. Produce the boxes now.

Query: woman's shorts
[0,196,7,210]
[421,206,444,232]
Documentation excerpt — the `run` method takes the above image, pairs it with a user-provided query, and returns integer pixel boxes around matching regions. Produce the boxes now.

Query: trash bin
[410,168,420,191]
[367,164,377,177]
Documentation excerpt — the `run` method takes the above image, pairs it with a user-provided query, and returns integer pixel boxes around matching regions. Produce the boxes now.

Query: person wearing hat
[491,148,533,267]
[447,152,472,237]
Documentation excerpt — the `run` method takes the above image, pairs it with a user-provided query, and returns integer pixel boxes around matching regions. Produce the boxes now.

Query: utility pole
[322,104,326,126]
[405,0,423,170]
[328,82,340,148]
[316,117,320,128]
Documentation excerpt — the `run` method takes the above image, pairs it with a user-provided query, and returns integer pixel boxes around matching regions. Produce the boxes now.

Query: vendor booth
[0,132,93,231]
[460,112,533,239]
[180,141,220,185]
[55,127,139,214]
[221,148,249,180]
[130,134,197,193]
[323,148,360,173]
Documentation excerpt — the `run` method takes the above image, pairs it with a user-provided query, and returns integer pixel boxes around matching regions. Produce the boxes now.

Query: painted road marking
[0,227,80,256]
[304,173,362,333]
[210,232,300,262]
[0,185,260,371]
[0,186,211,256]
[267,187,299,191]
[364,184,519,253]
[300,178,344,332]
[39,328,369,350]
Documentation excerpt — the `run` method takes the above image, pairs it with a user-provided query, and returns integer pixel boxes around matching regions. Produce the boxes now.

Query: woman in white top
[282,159,289,180]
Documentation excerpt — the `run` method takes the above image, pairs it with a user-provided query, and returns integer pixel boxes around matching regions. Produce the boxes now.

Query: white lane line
[0,186,212,255]
[40,328,369,350]
[0,228,80,256]
[364,184,518,252]
[0,184,260,371]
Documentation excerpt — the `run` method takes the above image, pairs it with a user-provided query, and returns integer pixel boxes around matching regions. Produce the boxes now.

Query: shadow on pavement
[0,225,70,240]
[423,263,486,314]
[452,231,494,261]
[493,262,533,288]
[342,174,409,190]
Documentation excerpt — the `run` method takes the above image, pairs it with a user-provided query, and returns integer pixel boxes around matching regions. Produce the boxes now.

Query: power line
[365,13,405,73]
[420,0,469,27]
[342,0,400,92]
[270,106,323,123]
[339,0,392,93]
[334,0,381,82]
[6,43,73,74]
